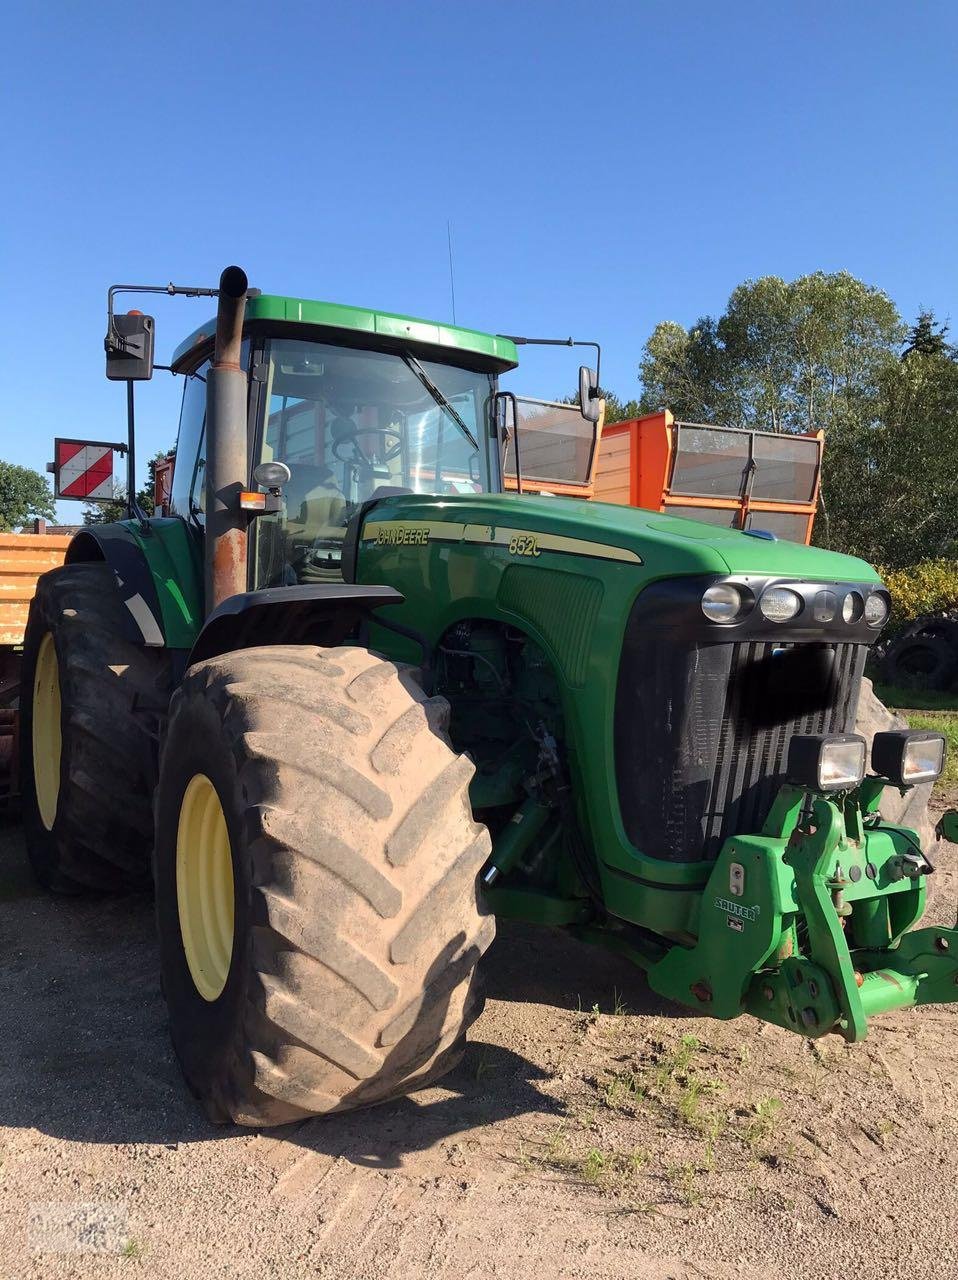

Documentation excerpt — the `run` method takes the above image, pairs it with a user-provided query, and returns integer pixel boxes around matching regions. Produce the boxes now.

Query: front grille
[614,634,866,863]
[704,640,865,855]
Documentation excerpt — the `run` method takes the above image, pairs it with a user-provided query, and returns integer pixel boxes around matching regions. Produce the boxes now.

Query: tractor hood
[362,492,879,585]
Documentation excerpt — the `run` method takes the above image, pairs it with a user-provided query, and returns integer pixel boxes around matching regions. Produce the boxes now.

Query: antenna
[446,220,457,325]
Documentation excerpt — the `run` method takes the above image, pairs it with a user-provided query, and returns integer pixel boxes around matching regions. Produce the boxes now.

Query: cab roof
[171,293,519,373]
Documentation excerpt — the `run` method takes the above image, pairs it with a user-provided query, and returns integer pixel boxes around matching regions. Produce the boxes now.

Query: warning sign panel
[54,438,121,501]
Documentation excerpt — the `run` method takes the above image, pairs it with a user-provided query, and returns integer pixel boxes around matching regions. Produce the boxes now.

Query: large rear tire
[880,627,957,692]
[20,563,172,893]
[153,644,495,1126]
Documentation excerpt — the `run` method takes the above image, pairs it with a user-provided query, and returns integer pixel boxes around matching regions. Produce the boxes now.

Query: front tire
[154,644,495,1126]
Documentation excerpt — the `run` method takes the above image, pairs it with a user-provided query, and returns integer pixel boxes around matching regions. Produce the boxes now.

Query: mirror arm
[498,334,603,400]
[105,281,262,364]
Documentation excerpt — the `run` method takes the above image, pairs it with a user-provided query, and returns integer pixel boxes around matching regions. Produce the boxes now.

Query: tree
[83,450,174,525]
[0,461,56,531]
[825,345,958,567]
[630,273,958,563]
[599,391,642,426]
[638,272,905,435]
[902,310,953,360]
[555,389,642,426]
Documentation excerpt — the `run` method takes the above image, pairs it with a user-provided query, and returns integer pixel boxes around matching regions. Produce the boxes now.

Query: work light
[252,461,292,489]
[786,733,867,792]
[812,590,837,623]
[864,592,890,628]
[759,587,803,622]
[842,591,864,623]
[701,584,744,623]
[871,730,946,786]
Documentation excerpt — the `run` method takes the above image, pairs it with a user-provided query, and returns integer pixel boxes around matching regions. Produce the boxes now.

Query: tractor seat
[282,464,340,518]
[283,465,348,546]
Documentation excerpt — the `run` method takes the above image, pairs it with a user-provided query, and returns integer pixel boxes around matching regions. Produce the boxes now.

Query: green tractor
[21,267,958,1126]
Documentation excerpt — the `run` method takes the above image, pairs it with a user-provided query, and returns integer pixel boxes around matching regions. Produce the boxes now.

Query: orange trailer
[501,396,605,497]
[0,528,72,799]
[592,410,822,544]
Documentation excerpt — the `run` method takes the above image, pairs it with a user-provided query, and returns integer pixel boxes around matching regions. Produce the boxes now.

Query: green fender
[66,517,204,651]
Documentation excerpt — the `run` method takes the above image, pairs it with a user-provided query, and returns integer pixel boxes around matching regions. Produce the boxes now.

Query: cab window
[170,343,249,523]
[169,362,209,521]
[252,339,495,587]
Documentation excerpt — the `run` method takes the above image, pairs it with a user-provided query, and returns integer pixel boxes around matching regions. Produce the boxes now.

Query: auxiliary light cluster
[700,582,890,628]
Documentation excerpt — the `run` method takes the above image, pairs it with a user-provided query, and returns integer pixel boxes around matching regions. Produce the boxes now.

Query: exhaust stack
[205,266,250,614]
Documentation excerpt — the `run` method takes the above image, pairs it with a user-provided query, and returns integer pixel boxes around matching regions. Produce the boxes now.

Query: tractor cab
[165,296,601,593]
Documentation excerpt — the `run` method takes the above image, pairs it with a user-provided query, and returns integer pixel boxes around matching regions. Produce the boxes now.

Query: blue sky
[3,1,956,519]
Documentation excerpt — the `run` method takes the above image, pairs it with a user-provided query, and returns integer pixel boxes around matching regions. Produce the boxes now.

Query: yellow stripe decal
[463,524,643,564]
[360,519,642,565]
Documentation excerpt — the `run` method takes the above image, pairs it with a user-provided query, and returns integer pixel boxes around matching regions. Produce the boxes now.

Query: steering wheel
[330,416,403,464]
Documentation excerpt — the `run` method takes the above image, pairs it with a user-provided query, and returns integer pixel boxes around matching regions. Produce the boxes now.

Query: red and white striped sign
[55,439,116,500]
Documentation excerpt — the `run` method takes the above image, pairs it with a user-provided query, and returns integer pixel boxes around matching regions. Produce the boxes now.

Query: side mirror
[579,365,600,423]
[493,390,516,439]
[105,312,155,381]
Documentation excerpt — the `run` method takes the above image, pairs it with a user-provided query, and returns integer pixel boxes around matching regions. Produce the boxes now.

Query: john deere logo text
[376,526,430,546]
[714,897,760,922]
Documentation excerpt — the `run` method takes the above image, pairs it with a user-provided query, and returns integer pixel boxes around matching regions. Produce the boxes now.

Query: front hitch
[648,796,958,1041]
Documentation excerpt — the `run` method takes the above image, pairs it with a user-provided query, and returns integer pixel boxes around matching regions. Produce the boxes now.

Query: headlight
[872,730,946,785]
[759,587,803,622]
[842,591,864,623]
[702,584,744,623]
[787,733,867,792]
[812,590,837,623]
[864,592,890,628]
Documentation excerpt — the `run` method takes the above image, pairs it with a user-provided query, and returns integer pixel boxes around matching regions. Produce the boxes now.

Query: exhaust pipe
[205,266,250,614]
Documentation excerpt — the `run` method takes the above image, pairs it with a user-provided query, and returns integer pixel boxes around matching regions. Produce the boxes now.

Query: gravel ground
[2,799,958,1280]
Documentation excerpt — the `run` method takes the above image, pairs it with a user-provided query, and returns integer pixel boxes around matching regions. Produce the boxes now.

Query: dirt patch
[2,813,958,1279]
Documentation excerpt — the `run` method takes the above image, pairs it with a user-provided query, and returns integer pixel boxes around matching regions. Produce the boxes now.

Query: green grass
[743,1097,783,1152]
[536,1125,648,1190]
[665,1162,702,1207]
[873,684,958,713]
[872,685,958,785]
[903,713,958,784]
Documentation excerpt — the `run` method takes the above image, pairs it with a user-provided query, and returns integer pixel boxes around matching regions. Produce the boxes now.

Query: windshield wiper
[402,355,478,450]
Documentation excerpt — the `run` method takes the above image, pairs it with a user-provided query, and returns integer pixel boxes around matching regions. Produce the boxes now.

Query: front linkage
[648,764,958,1042]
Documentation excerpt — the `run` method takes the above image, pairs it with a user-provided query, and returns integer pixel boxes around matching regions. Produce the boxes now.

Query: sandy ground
[2,798,958,1280]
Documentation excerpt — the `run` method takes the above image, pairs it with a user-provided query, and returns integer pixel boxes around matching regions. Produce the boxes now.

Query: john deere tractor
[20,267,958,1126]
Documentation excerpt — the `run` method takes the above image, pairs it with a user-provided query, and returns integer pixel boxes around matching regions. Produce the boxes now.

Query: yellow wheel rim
[175,773,235,1002]
[33,633,62,831]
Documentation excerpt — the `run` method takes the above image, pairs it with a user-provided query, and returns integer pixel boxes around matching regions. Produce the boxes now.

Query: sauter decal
[714,897,761,923]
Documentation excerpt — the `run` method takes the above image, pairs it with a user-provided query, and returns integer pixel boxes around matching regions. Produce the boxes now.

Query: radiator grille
[614,637,867,862]
[703,640,865,856]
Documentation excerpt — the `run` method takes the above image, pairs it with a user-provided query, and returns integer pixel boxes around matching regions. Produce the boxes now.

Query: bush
[878,559,958,631]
